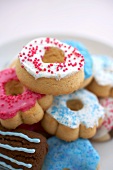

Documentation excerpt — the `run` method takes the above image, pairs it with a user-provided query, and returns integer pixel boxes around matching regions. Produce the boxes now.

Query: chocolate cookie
[0,125,48,170]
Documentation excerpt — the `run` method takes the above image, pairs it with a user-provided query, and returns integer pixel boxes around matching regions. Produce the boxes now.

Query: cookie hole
[42,47,65,63]
[67,99,83,111]
[5,80,24,96]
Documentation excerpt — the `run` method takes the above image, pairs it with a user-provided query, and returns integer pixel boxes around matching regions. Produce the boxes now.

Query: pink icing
[19,122,45,132]
[99,98,113,132]
[0,68,44,120]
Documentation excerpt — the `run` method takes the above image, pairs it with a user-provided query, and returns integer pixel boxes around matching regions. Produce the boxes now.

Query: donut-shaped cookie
[63,40,93,88]
[41,89,104,141]
[16,37,84,95]
[0,68,53,129]
[93,97,113,142]
[42,137,100,170]
[87,55,113,97]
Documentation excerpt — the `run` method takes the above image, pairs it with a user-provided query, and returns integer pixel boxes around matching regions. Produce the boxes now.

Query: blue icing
[63,40,93,79]
[47,89,104,128]
[42,137,100,170]
[92,55,113,86]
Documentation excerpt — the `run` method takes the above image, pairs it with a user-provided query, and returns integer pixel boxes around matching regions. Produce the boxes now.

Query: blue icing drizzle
[0,143,35,153]
[0,162,22,170]
[47,89,104,128]
[63,40,93,79]
[0,153,32,168]
[0,131,40,143]
[42,137,100,170]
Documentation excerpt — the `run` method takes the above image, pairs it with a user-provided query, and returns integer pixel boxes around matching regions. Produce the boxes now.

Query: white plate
[0,34,113,170]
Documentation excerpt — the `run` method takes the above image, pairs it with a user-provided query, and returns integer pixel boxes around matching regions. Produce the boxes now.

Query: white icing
[47,89,105,128]
[0,153,32,168]
[0,143,35,153]
[18,37,84,80]
[92,55,113,86]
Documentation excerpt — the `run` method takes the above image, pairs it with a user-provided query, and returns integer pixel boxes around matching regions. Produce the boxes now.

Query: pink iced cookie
[0,68,52,129]
[93,97,113,142]
[19,122,52,139]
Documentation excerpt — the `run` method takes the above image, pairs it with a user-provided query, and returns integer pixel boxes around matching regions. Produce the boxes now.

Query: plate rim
[0,33,113,49]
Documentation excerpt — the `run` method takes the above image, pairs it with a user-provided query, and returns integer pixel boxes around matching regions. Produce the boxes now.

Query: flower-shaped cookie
[42,89,104,141]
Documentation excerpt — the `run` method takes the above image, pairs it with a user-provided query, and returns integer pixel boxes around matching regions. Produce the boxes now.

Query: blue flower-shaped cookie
[42,137,100,170]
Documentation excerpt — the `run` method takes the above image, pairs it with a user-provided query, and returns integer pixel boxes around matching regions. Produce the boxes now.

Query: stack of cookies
[0,37,112,170]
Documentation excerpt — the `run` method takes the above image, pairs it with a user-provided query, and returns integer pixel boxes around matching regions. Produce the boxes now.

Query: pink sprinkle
[81,59,84,62]
[50,64,53,67]
[19,54,22,57]
[56,68,59,71]
[46,38,50,43]
[64,57,67,61]
[41,40,43,44]
[36,46,38,50]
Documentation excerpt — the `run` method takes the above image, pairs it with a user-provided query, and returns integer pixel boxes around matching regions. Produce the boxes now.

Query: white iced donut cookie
[41,89,105,141]
[87,55,113,97]
[16,37,84,95]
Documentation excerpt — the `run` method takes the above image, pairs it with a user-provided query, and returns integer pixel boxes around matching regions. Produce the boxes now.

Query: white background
[0,0,113,46]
